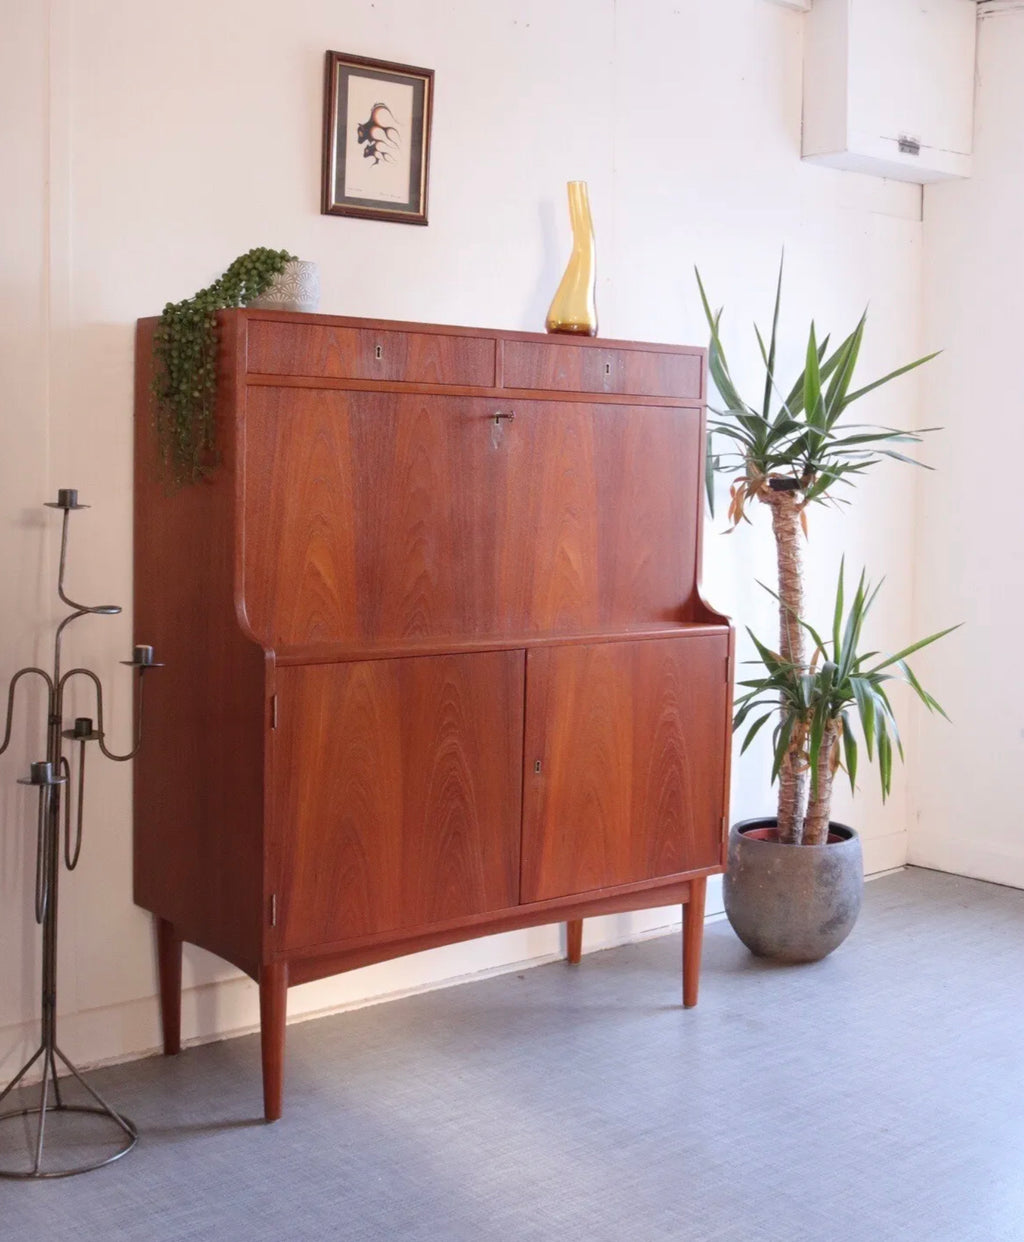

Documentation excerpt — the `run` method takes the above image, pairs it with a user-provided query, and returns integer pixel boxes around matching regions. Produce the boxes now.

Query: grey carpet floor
[1,866,1022,1242]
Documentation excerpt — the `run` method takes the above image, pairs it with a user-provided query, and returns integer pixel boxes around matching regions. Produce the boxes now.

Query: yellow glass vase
[545,181,597,336]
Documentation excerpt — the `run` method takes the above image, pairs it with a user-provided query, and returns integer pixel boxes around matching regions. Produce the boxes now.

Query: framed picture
[321,51,434,226]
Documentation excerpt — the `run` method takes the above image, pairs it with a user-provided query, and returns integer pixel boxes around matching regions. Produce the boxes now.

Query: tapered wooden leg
[566,919,583,965]
[156,917,182,1055]
[259,961,288,1122]
[682,877,707,1009]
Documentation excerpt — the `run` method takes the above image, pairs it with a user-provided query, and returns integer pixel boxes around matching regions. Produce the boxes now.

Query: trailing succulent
[152,247,294,486]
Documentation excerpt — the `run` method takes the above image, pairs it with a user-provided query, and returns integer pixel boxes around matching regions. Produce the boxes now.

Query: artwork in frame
[321,51,434,226]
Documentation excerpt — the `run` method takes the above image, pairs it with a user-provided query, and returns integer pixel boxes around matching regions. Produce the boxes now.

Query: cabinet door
[271,651,524,950]
[521,636,728,903]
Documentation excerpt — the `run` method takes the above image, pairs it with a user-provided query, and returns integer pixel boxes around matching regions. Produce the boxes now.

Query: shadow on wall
[526,198,561,334]
[0,312,138,1066]
[0,505,52,1050]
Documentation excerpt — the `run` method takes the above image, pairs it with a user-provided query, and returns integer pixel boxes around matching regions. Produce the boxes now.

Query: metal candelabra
[0,489,161,1179]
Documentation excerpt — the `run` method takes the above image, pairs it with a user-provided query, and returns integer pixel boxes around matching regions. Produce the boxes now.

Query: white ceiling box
[802,0,977,182]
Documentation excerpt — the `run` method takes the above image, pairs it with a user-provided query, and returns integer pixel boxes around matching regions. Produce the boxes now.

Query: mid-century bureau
[133,310,734,1120]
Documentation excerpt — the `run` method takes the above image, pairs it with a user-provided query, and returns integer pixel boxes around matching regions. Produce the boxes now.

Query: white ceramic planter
[248,259,321,313]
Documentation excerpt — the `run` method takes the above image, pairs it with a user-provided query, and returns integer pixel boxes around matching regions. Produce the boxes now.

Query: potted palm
[697,263,955,961]
[729,564,955,960]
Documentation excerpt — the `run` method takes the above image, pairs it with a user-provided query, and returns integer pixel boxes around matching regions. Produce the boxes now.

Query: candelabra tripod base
[0,1043,137,1178]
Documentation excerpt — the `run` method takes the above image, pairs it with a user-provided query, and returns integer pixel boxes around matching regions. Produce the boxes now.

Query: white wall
[911,8,1024,884]
[0,0,927,1077]
[0,0,54,1090]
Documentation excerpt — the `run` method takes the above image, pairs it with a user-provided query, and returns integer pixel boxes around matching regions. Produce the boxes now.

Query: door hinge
[270,894,278,927]
[270,694,278,730]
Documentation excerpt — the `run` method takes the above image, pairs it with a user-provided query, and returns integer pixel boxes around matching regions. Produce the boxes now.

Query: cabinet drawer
[502,340,702,400]
[247,321,497,387]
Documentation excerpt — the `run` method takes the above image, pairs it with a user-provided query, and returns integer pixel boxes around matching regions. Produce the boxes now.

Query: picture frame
[321,50,434,226]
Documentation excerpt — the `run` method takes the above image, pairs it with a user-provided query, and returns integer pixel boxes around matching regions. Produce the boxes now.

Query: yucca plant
[697,259,939,841]
[734,564,957,846]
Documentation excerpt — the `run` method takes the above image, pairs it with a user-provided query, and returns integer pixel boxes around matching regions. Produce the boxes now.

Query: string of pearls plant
[152,247,294,486]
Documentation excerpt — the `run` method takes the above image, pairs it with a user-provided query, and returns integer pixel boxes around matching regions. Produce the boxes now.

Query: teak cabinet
[133,311,734,1121]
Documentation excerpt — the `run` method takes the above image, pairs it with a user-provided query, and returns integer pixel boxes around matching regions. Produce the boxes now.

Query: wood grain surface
[271,651,524,950]
[520,635,729,903]
[283,876,700,983]
[502,339,703,399]
[134,315,268,980]
[247,320,496,387]
[241,390,703,649]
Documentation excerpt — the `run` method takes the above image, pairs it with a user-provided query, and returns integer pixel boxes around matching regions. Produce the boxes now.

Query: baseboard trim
[0,904,704,1088]
[0,857,908,1090]
[909,836,1024,890]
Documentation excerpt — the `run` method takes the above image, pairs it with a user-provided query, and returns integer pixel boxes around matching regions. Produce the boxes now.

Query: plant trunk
[765,490,805,666]
[764,489,807,843]
[802,723,837,846]
[776,730,807,845]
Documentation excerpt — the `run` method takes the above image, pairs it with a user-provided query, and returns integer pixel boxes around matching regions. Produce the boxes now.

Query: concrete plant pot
[723,817,863,963]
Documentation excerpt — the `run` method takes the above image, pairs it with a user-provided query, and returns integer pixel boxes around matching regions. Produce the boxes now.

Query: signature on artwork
[357,103,401,165]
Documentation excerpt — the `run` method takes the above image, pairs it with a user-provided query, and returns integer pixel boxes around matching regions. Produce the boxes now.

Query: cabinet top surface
[137,308,705,359]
